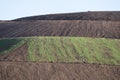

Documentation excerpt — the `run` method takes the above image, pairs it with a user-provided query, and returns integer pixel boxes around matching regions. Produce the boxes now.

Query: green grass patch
[25,37,120,65]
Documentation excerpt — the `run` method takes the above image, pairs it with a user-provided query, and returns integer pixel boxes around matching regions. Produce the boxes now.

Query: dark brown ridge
[13,11,120,21]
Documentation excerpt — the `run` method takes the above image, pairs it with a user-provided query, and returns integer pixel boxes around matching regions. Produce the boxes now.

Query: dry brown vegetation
[0,62,120,80]
[0,20,120,38]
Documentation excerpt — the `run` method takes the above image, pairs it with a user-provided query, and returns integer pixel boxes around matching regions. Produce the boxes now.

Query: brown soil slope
[0,20,120,38]
[0,62,120,80]
[0,44,27,61]
[14,11,120,21]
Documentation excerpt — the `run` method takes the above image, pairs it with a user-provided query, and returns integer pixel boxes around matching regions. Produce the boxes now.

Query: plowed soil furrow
[0,20,120,38]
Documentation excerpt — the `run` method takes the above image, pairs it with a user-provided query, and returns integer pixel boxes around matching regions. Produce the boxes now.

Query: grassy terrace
[0,37,120,65]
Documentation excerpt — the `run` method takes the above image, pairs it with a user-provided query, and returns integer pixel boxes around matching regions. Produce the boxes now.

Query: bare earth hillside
[0,20,120,38]
[0,44,27,61]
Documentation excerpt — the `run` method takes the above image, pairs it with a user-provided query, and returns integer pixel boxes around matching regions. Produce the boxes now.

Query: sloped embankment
[0,20,120,38]
[0,44,27,61]
[0,62,120,80]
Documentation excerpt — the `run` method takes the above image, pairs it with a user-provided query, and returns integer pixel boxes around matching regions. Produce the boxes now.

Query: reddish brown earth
[0,62,120,80]
[14,11,120,21]
[0,44,27,61]
[0,20,120,38]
